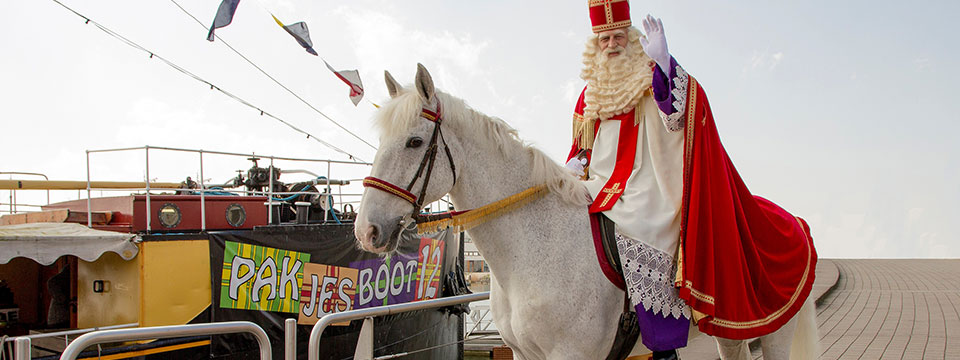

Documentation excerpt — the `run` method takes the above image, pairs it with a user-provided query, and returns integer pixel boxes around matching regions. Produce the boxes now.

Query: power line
[169,0,379,151]
[48,0,367,162]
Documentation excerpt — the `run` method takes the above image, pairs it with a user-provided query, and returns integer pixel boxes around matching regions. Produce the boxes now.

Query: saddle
[590,213,641,360]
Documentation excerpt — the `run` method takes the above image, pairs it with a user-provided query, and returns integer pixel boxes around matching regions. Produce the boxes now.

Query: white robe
[584,95,684,256]
[583,94,688,318]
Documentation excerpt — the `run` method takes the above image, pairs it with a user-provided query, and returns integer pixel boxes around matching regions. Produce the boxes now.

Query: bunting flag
[271,15,318,56]
[323,60,365,106]
[207,0,241,42]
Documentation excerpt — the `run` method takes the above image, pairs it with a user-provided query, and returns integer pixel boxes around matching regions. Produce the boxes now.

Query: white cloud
[563,78,584,103]
[336,6,489,96]
[745,50,784,73]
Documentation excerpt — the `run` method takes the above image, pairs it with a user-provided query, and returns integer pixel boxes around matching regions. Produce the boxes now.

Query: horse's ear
[384,70,402,98]
[415,63,435,102]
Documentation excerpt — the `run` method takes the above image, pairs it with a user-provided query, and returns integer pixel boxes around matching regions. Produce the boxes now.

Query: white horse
[354,64,818,360]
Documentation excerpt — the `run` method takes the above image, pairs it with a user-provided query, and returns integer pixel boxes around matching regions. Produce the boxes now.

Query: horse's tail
[789,296,819,360]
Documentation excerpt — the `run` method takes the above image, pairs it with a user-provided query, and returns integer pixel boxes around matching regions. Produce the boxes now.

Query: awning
[0,222,139,265]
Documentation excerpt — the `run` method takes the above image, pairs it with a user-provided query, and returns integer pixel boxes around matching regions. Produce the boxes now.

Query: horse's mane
[374,88,589,206]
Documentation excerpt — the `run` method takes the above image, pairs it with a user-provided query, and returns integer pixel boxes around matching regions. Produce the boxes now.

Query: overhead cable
[48,0,366,162]
[169,0,378,151]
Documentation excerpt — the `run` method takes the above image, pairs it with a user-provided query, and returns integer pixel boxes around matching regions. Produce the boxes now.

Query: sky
[2,0,958,258]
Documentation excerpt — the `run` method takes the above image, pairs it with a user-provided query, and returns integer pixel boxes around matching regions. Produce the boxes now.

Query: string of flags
[207,0,364,106]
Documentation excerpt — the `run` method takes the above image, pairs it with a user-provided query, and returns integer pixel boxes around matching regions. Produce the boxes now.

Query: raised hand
[639,15,671,74]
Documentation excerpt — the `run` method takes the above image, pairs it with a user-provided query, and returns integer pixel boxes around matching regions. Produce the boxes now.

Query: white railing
[0,172,49,215]
[85,145,372,231]
[2,146,460,232]
[1,322,138,357]
[308,292,490,360]
[12,321,271,360]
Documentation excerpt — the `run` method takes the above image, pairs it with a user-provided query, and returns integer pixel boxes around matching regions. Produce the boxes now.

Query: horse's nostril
[370,224,380,244]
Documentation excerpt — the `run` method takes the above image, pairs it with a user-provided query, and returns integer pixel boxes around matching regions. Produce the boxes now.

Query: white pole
[86,150,92,227]
[14,337,30,360]
[200,150,206,231]
[268,157,274,224]
[284,318,296,360]
[145,145,151,232]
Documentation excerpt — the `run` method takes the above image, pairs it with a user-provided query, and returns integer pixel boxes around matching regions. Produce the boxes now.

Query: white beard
[581,33,653,122]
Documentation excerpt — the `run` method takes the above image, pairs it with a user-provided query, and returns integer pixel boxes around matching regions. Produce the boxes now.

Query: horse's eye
[406,137,424,148]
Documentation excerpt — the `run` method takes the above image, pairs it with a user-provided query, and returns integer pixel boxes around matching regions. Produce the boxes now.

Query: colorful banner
[298,263,358,325]
[207,225,464,359]
[414,237,445,301]
[219,241,310,313]
[350,252,420,309]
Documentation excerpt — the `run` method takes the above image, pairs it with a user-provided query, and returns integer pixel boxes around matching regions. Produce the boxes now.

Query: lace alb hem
[615,232,691,319]
[658,65,689,132]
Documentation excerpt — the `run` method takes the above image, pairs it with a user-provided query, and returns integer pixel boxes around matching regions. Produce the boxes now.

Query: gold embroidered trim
[707,216,813,329]
[675,75,697,287]
[685,280,715,304]
[592,20,632,33]
[588,0,627,6]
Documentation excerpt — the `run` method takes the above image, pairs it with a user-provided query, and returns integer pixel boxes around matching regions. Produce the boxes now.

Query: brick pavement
[811,259,960,360]
[680,259,960,359]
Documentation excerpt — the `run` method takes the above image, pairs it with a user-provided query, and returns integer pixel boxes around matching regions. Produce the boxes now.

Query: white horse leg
[716,338,749,360]
[758,315,797,360]
[758,295,818,360]
[789,296,819,360]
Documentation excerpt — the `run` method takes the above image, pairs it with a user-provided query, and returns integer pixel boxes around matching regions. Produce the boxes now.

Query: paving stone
[678,259,960,359]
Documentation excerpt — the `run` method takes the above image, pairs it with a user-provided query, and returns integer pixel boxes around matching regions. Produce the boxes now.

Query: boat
[0,146,472,359]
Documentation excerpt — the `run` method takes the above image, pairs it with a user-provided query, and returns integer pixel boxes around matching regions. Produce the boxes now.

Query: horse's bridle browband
[363,100,457,219]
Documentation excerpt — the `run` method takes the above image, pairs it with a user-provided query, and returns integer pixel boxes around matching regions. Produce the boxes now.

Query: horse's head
[355,64,462,254]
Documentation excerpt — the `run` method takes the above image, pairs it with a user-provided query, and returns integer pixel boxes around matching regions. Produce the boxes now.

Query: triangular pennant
[323,60,364,106]
[271,15,318,56]
[207,0,241,42]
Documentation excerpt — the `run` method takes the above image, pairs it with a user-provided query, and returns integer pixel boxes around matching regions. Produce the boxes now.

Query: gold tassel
[417,185,548,234]
[572,113,595,150]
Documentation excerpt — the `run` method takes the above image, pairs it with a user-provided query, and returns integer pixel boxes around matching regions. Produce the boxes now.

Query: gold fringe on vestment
[573,114,597,150]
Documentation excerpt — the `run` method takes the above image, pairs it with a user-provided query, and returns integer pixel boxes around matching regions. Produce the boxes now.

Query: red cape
[676,76,816,339]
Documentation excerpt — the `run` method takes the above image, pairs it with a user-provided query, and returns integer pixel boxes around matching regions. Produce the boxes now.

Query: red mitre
[589,0,632,33]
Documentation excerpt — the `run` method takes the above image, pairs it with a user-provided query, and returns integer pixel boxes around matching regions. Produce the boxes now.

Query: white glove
[639,15,671,75]
[565,157,586,177]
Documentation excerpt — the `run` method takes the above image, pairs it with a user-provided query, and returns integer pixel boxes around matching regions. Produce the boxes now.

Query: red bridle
[363,101,457,217]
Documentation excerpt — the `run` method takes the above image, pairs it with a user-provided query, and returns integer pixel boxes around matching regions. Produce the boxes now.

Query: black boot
[652,349,679,360]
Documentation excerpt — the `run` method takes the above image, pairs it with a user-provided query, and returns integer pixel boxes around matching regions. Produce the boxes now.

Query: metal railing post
[268,156,274,225]
[284,318,296,360]
[145,145,151,232]
[86,150,92,227]
[325,161,331,223]
[308,292,489,360]
[14,337,30,360]
[199,150,206,231]
[59,321,271,360]
[354,317,374,360]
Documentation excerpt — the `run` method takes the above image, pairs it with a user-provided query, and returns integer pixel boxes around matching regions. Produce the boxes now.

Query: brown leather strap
[598,213,625,280]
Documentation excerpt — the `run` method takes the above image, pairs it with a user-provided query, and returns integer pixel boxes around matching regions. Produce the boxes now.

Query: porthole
[225,204,246,227]
[157,203,181,228]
